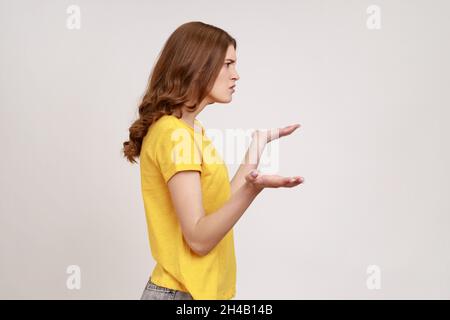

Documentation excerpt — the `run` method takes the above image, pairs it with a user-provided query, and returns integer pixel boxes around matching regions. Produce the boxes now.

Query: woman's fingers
[254,123,301,143]
[278,124,301,138]
[274,175,303,188]
[245,171,304,189]
[283,176,304,187]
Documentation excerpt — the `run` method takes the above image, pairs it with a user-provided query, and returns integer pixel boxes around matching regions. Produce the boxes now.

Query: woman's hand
[252,123,301,144]
[245,170,304,191]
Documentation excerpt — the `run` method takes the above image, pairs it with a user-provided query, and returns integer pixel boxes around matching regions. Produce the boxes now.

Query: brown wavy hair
[122,21,237,164]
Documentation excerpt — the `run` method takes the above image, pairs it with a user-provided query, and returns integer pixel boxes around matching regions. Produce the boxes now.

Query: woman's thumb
[246,170,259,182]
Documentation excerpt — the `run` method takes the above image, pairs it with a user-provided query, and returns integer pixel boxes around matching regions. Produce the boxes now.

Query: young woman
[123,21,304,300]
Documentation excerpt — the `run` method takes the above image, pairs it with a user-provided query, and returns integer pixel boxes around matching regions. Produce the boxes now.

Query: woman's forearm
[230,137,267,195]
[193,181,263,256]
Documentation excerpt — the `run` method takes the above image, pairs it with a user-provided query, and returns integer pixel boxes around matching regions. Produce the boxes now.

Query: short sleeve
[154,125,203,183]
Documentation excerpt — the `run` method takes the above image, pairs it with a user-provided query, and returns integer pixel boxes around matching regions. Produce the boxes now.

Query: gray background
[1,0,449,299]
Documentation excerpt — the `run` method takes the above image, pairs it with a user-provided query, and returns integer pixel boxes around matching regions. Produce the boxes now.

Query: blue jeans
[140,278,194,300]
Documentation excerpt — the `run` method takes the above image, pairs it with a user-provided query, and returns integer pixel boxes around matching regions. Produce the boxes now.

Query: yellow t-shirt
[139,114,236,300]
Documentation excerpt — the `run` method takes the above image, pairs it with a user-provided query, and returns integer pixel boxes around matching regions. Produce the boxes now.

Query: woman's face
[208,45,240,103]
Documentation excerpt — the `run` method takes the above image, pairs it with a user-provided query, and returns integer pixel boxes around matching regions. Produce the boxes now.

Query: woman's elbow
[189,240,210,257]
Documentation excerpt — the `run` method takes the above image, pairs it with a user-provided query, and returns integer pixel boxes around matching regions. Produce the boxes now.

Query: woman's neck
[173,101,208,128]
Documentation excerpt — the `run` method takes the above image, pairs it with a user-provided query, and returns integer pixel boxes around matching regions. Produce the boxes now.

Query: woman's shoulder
[151,114,178,131]
[143,115,175,145]
[149,114,187,138]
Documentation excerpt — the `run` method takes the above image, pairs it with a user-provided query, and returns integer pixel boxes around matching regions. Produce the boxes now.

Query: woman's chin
[215,96,232,104]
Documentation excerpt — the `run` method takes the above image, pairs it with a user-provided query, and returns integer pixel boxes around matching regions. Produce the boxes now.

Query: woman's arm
[229,135,267,196]
[167,169,302,257]
[167,124,302,257]
[193,180,262,255]
[168,170,262,257]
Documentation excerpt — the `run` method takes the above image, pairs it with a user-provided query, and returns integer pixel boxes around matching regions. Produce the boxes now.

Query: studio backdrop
[1,0,449,299]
